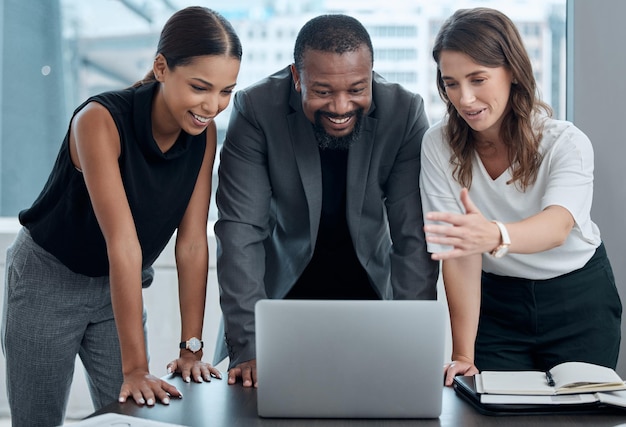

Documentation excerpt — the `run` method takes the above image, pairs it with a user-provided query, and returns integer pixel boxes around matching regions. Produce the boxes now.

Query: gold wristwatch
[490,220,511,258]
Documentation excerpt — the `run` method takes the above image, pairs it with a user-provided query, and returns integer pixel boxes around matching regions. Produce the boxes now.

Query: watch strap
[492,220,511,245]
[490,220,511,257]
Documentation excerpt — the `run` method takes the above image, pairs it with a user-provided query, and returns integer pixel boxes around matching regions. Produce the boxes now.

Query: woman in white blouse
[420,7,622,386]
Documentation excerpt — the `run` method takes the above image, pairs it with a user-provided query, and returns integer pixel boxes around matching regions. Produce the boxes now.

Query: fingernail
[167,367,172,374]
[197,376,203,382]
[118,397,125,403]
[138,398,145,404]
[163,397,170,405]
[147,398,154,406]
[178,393,183,399]
[185,376,190,383]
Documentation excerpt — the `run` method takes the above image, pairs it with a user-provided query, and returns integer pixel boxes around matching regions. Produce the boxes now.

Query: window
[0,0,566,217]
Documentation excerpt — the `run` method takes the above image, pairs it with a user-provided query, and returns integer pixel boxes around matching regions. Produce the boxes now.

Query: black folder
[452,375,625,416]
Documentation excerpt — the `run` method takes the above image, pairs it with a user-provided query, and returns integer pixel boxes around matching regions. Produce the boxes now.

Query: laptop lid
[255,299,446,418]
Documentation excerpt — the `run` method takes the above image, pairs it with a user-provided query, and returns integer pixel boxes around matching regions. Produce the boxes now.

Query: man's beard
[312,108,364,151]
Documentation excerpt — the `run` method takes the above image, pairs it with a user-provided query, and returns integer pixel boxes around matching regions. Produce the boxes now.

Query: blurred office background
[4,0,625,423]
[0,0,567,219]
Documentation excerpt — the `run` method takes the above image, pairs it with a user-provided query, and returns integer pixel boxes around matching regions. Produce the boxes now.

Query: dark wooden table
[88,374,626,426]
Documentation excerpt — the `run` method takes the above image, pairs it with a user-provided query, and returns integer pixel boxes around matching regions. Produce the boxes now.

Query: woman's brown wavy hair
[432,7,552,190]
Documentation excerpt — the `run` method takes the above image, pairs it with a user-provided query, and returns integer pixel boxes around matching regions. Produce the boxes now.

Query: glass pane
[0,0,566,217]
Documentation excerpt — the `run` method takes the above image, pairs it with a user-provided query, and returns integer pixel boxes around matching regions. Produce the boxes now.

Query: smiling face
[438,50,514,142]
[291,46,372,147]
[153,53,240,137]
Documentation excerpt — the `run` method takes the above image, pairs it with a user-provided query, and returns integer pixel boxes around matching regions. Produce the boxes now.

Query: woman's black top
[19,82,207,277]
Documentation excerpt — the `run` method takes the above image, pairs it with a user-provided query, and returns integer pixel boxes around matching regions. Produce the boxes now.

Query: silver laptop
[255,299,446,418]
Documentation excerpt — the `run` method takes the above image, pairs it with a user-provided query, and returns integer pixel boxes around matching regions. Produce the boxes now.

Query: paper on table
[62,413,188,427]
[480,392,599,405]
[550,362,625,392]
[480,389,626,407]
[596,390,626,408]
[476,362,626,395]
[477,370,554,395]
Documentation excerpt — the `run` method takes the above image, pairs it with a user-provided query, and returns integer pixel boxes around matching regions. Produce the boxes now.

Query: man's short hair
[293,14,374,72]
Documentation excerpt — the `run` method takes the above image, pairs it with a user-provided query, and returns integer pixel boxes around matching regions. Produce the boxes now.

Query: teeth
[192,113,210,123]
[328,116,350,124]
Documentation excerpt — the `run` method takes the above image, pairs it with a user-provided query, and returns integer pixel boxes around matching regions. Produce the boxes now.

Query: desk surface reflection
[89,374,626,427]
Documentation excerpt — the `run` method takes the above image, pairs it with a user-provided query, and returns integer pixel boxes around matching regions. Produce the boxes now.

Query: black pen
[546,370,555,387]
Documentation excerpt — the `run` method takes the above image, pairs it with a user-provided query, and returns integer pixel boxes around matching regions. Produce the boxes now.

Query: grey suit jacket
[213,66,439,367]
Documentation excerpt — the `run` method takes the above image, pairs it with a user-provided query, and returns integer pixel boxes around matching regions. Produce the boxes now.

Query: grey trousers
[1,228,151,427]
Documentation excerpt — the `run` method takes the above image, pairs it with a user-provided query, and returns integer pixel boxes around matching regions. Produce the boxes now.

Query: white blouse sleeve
[540,122,598,242]
[419,123,464,253]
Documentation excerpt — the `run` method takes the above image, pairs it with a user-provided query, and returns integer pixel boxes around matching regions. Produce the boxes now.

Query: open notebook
[255,299,446,418]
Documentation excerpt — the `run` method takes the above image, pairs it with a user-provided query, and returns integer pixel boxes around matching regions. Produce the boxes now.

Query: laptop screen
[255,299,446,418]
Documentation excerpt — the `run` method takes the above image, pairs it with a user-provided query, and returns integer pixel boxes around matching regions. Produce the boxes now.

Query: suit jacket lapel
[287,87,322,245]
[346,103,377,242]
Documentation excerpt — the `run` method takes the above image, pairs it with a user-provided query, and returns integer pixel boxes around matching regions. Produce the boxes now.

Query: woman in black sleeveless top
[1,7,241,426]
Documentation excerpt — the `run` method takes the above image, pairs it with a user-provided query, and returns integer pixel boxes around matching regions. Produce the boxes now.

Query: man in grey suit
[214,14,439,387]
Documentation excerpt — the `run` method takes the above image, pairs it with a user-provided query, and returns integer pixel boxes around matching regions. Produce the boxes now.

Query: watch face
[188,337,202,352]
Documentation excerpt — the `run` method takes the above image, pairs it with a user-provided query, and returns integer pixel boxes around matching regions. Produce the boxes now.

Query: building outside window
[0,0,566,219]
